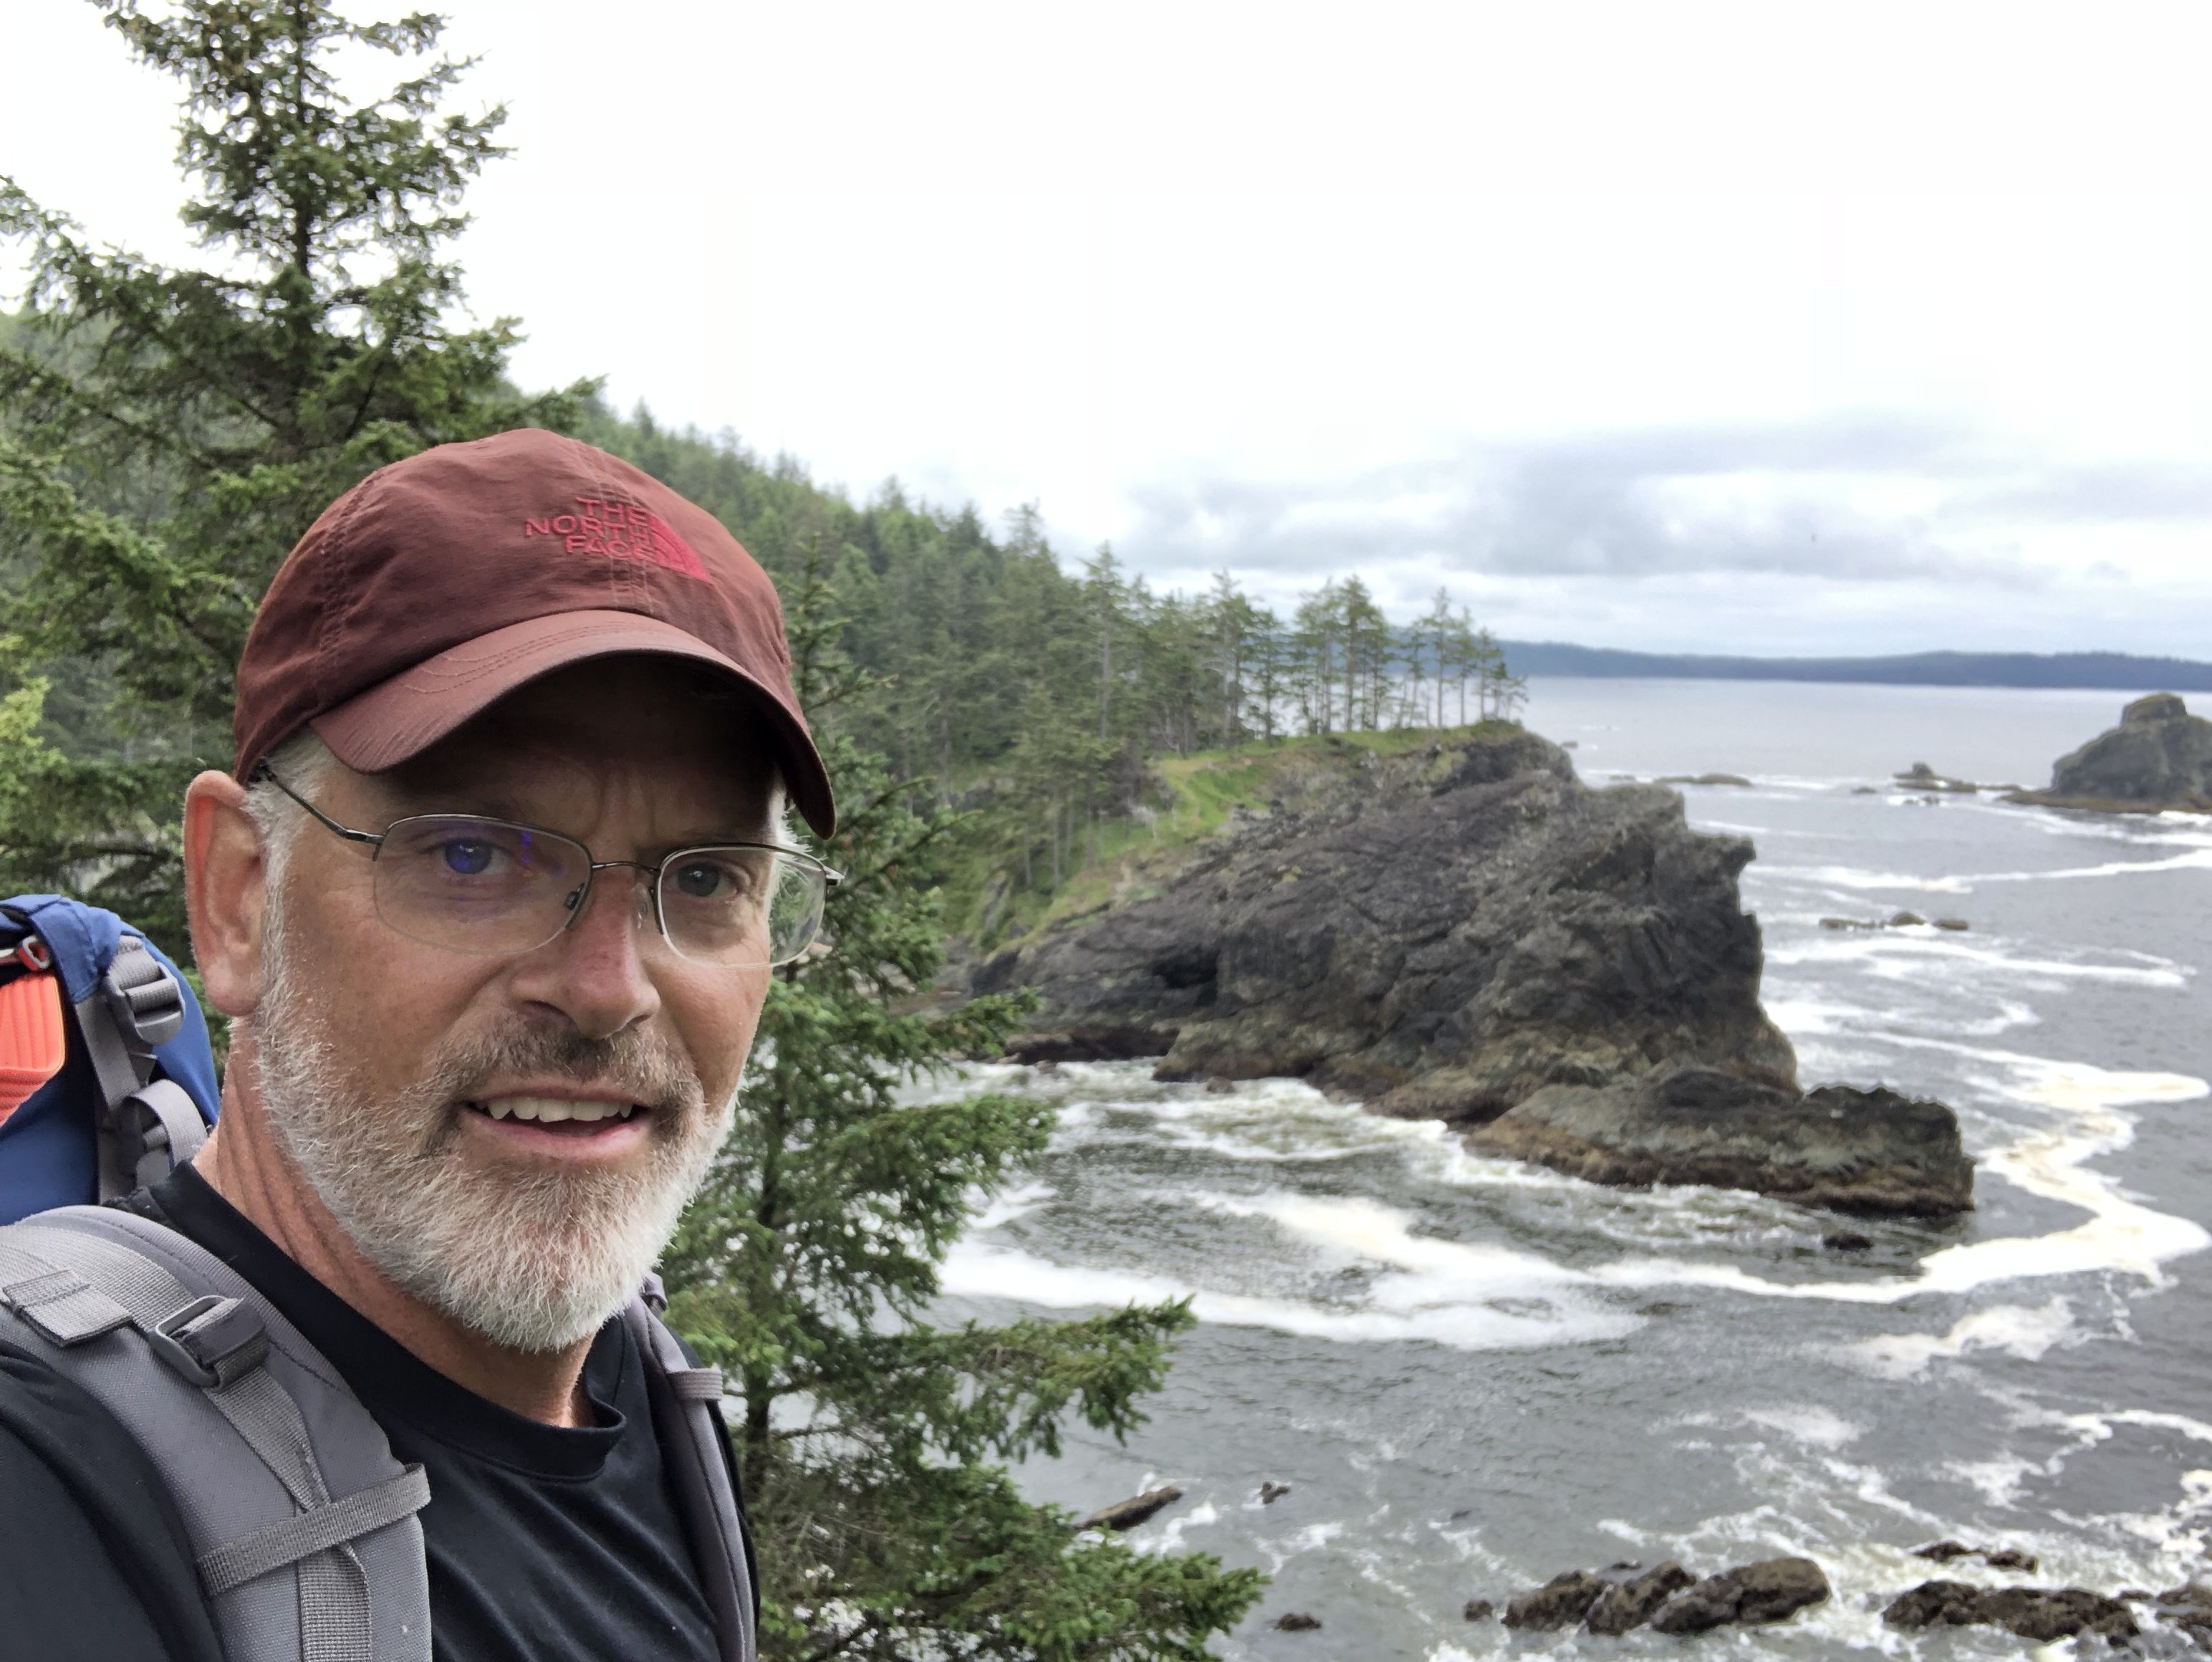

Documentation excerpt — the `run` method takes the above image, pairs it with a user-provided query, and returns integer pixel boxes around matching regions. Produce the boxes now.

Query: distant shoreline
[1501,642,2212,692]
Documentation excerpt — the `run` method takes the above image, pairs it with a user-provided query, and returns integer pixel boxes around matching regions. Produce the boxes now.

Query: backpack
[0,898,756,1662]
[0,895,220,1224]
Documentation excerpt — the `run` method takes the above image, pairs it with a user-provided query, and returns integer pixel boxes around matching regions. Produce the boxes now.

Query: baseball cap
[231,428,835,837]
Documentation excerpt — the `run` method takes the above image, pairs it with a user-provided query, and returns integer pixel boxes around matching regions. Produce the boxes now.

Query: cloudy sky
[9,1,2212,655]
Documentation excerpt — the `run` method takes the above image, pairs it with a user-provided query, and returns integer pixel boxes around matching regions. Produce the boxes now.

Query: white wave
[1840,1297,2077,1380]
[1767,933,2189,989]
[969,1180,1054,1230]
[1741,1406,1864,1450]
[1759,863,1973,893]
[938,1234,1639,1353]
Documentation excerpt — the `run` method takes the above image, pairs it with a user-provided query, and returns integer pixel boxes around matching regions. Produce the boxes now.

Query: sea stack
[965,727,1974,1217]
[2011,693,2212,812]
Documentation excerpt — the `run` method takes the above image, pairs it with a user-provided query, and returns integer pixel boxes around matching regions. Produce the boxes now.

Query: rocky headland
[965,726,1972,1217]
[2009,692,2212,812]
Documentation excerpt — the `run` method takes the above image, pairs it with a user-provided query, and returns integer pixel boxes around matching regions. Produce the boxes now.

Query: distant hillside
[1500,643,2212,692]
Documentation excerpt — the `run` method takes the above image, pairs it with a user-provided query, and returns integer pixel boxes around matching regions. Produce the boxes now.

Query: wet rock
[1587,1561,1698,1635]
[1273,1612,1321,1631]
[1505,1570,1608,1630]
[1895,762,1989,794]
[1913,1540,1975,1562]
[1658,772,1754,787]
[1469,1065,1974,1218]
[2011,693,2212,813]
[1933,917,1971,931]
[972,728,1797,1124]
[1651,1557,1832,1633]
[1911,1540,2038,1572]
[1259,1481,1290,1504]
[1075,1486,1183,1532]
[1463,1599,1494,1621]
[1822,1230,1875,1252]
[968,725,1971,1217]
[1888,911,1928,928]
[1885,1580,2137,1641]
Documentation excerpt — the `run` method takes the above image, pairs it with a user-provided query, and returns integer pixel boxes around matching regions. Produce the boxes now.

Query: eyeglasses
[255,768,841,969]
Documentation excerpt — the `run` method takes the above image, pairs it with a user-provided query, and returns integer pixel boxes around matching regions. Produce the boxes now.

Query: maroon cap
[234,429,835,836]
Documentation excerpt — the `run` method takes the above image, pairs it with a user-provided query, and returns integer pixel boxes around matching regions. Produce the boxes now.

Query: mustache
[426,1023,707,1120]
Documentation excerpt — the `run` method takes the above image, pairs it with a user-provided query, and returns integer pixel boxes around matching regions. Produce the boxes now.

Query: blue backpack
[0,895,219,1225]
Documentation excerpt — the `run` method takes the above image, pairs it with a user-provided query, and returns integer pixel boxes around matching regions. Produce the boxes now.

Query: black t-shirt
[0,1166,730,1661]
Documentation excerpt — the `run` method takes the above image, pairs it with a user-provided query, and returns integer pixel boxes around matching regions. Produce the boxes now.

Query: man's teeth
[479,1097,638,1123]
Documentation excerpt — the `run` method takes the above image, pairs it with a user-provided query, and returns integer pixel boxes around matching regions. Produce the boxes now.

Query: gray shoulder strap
[0,1208,431,1662]
[64,933,208,1197]
[625,1294,757,1662]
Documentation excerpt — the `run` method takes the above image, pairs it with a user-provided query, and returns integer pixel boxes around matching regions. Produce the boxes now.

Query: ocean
[928,678,2212,1656]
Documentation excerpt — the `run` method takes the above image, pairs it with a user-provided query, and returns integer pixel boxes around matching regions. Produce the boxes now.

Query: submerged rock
[1468,1065,1974,1218]
[2011,693,2212,812]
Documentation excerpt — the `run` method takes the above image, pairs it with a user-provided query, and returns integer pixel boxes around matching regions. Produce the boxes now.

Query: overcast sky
[9,1,2212,655]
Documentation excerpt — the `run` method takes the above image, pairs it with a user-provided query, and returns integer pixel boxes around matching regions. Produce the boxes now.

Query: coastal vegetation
[0,4,1271,1653]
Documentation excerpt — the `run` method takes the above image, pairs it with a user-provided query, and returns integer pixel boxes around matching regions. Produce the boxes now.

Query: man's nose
[512,867,663,1039]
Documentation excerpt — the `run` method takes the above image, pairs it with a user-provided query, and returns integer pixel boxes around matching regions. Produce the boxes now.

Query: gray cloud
[1117,416,2212,587]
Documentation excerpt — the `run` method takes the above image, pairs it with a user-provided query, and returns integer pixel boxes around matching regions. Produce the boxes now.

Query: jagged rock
[978,729,1795,1109]
[1468,1065,1974,1217]
[1913,1541,1973,1562]
[1273,1612,1321,1630]
[1885,1580,2137,1641]
[1913,1539,2038,1572]
[1462,1599,1494,1621]
[1076,1486,1183,1532]
[1505,1570,1608,1630]
[1652,1557,1831,1633]
[971,726,1969,1216]
[1586,1562,1698,1635]
[2011,693,2212,812]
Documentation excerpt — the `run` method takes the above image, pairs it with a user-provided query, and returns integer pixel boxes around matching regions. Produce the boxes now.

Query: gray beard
[249,908,727,1353]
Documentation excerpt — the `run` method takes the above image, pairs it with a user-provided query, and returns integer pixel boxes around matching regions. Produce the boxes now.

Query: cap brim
[309,610,836,837]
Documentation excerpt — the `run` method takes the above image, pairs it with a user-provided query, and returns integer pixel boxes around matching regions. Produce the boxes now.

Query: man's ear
[184,770,269,1019]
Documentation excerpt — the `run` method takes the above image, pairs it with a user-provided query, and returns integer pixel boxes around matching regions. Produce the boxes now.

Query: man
[0,429,837,1659]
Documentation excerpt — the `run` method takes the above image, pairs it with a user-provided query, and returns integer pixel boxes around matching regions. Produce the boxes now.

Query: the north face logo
[523,496,710,582]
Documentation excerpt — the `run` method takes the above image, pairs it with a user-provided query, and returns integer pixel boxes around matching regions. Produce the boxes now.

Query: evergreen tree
[0,0,589,949]
[662,546,1264,1658]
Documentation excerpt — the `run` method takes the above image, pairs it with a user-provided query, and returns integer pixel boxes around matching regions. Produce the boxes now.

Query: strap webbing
[199,1466,431,1598]
[627,1301,756,1662]
[1,1224,394,1662]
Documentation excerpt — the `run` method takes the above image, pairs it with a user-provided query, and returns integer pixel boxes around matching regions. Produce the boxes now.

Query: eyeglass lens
[371,816,825,966]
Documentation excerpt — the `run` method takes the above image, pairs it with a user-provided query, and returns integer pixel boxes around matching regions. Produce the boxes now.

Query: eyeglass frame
[250,763,843,966]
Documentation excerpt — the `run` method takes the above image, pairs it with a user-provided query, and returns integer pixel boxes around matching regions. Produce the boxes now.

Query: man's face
[248,658,779,1350]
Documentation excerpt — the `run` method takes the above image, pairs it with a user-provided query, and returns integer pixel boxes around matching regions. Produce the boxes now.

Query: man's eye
[440,840,496,876]
[671,861,731,899]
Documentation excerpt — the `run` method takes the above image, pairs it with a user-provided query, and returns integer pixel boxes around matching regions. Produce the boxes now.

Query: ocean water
[927,679,2212,1656]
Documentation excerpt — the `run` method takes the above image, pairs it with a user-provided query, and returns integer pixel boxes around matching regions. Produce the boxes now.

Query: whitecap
[1839,1297,2078,1380]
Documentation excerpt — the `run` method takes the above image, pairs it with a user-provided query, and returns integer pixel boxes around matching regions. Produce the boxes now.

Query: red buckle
[13,936,52,974]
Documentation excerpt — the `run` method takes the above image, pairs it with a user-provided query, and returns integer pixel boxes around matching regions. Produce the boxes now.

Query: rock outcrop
[2011,693,2212,812]
[1501,1557,1829,1638]
[1468,1066,1973,1218]
[1883,1580,2136,1643]
[971,728,1972,1215]
[978,730,1797,1115]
